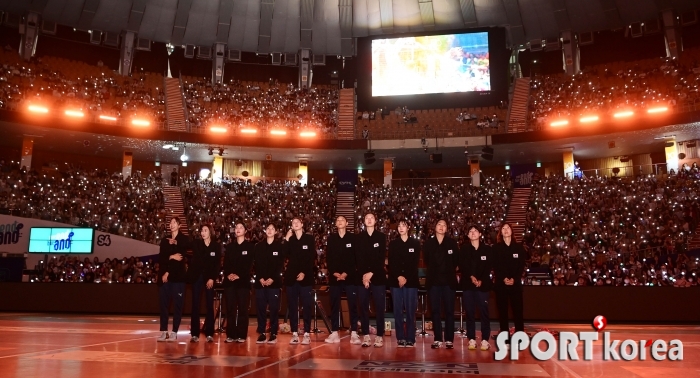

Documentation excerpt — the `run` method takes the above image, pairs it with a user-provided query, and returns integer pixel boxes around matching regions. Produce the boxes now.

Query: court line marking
[234,335,349,378]
[551,359,583,378]
[0,334,157,360]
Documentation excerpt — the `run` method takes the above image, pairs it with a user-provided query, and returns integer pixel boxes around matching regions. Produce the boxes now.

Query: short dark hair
[335,215,347,223]
[234,221,247,230]
[397,219,410,228]
[265,223,277,230]
[170,216,181,225]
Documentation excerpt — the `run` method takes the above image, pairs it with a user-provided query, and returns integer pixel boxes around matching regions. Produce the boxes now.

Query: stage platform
[0,313,696,378]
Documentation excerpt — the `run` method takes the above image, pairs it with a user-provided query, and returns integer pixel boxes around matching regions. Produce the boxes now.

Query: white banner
[0,215,159,268]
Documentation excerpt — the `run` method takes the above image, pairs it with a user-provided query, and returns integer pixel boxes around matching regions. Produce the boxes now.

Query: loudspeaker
[227,50,241,61]
[364,152,375,159]
[630,23,643,38]
[365,158,376,165]
[136,38,151,51]
[579,31,593,45]
[89,30,102,44]
[482,146,494,154]
[685,142,696,148]
[235,160,243,167]
[271,53,282,65]
[678,153,686,160]
[481,153,493,161]
[529,39,543,51]
[665,141,675,148]
[184,45,195,58]
[430,153,443,163]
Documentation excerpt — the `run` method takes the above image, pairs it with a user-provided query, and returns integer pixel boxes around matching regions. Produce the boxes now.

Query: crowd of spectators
[0,50,166,125]
[0,162,167,244]
[183,77,339,137]
[528,50,700,127]
[35,255,158,284]
[522,171,700,287]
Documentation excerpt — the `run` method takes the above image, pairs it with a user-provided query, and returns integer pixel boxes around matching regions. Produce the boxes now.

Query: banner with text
[336,170,358,192]
[511,164,537,187]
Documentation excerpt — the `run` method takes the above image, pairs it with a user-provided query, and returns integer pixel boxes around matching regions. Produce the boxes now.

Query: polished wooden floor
[0,313,697,378]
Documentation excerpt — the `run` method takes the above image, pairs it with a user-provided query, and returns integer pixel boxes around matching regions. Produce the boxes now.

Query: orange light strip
[579,115,599,123]
[647,107,668,114]
[28,105,49,113]
[613,111,634,118]
[550,120,569,127]
[65,110,84,117]
[132,119,150,126]
[270,130,287,135]
[210,126,227,133]
[241,129,257,134]
[300,131,317,137]
[99,115,117,121]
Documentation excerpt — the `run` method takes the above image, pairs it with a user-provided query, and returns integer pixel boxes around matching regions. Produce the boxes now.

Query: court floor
[0,313,697,378]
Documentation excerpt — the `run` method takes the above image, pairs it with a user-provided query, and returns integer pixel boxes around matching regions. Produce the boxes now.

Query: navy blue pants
[190,275,215,337]
[159,282,185,332]
[255,288,281,335]
[225,287,251,340]
[286,283,313,333]
[463,289,491,340]
[358,284,386,336]
[429,285,455,342]
[330,283,359,332]
[391,287,418,343]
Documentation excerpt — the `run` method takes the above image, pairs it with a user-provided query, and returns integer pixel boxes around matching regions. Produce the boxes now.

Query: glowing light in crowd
[550,120,569,127]
[647,107,668,113]
[300,131,317,137]
[241,129,257,134]
[579,115,599,123]
[132,119,150,126]
[65,110,84,118]
[162,144,174,149]
[270,130,287,136]
[99,115,117,121]
[210,126,227,133]
[613,111,634,118]
[28,105,49,113]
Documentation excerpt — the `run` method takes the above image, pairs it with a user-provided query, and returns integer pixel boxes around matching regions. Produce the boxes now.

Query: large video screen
[372,32,490,97]
[28,227,94,254]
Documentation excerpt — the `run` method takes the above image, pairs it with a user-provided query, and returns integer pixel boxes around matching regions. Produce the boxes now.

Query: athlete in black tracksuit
[223,222,254,343]
[459,225,493,349]
[284,218,317,343]
[325,215,360,344]
[387,220,420,347]
[493,222,527,342]
[187,225,221,342]
[356,213,387,347]
[157,217,190,342]
[253,223,288,344]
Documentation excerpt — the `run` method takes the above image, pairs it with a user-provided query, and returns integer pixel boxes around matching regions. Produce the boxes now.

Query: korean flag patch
[448,250,453,255]
[513,254,519,258]
[302,245,308,250]
[346,243,352,248]
[242,251,248,255]
[373,243,379,248]
[409,248,415,253]
[210,252,216,256]
[481,256,487,261]
[273,252,278,256]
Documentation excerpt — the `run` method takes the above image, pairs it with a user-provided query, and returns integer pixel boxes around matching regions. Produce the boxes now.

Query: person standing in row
[493,222,526,345]
[284,217,317,346]
[325,215,360,344]
[460,225,492,351]
[388,220,420,348]
[157,217,189,342]
[223,221,254,343]
[253,223,287,344]
[424,219,459,349]
[188,224,221,343]
[356,212,387,348]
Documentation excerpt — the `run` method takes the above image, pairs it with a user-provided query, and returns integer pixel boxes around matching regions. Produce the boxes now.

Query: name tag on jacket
[273,252,278,256]
[481,256,486,260]
[242,251,248,255]
[409,248,415,253]
[346,243,352,248]
[513,254,519,258]
[373,243,379,248]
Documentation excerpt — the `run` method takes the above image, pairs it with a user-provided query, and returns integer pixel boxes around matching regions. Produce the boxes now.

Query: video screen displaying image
[28,227,95,254]
[372,32,490,97]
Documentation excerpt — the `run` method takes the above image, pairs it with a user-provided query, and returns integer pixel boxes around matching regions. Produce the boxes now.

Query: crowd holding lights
[523,169,700,287]
[528,53,700,128]
[182,78,339,137]
[0,56,164,126]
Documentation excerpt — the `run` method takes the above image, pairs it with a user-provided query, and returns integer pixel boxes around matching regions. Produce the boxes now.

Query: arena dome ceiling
[1,0,698,55]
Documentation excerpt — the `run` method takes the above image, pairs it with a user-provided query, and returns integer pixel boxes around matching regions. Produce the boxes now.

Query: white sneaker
[167,332,177,342]
[361,334,372,347]
[468,339,477,350]
[325,331,341,344]
[373,336,384,348]
[157,331,168,342]
[350,331,362,345]
[206,336,214,343]
[301,333,311,345]
[480,340,491,351]
[190,336,199,343]
[290,332,300,345]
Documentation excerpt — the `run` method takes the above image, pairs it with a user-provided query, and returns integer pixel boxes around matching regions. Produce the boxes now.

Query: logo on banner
[515,172,534,186]
[0,221,24,246]
[97,234,112,247]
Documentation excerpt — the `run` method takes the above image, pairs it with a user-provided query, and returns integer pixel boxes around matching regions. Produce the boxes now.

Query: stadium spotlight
[65,110,84,118]
[270,130,287,136]
[647,107,668,114]
[613,111,634,118]
[132,119,150,126]
[28,105,49,113]
[210,126,227,133]
[241,129,257,134]
[162,144,174,149]
[99,115,117,121]
[300,131,317,137]
[579,115,599,123]
[550,120,569,127]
